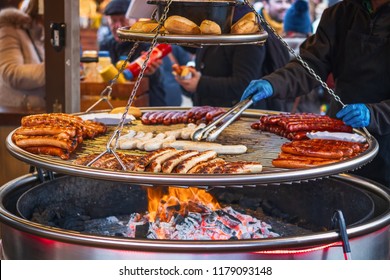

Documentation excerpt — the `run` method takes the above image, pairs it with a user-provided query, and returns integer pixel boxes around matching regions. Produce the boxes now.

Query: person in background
[0,0,20,10]
[174,5,289,107]
[260,0,293,35]
[0,0,45,110]
[99,0,191,106]
[281,0,322,114]
[241,0,390,187]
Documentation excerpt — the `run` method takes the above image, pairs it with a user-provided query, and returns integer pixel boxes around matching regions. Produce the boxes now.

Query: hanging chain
[112,0,174,145]
[87,0,175,170]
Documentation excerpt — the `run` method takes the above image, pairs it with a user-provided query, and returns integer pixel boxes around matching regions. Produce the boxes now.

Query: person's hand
[174,67,201,93]
[240,79,273,103]
[144,58,163,76]
[336,104,371,127]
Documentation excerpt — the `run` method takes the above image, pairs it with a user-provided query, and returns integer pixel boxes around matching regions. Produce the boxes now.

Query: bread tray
[6,108,378,187]
[117,28,268,47]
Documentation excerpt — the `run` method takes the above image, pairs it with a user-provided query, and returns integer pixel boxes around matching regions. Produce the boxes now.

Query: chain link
[110,0,174,151]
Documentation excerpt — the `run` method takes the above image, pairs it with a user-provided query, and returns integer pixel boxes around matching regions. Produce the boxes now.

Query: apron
[328,27,390,187]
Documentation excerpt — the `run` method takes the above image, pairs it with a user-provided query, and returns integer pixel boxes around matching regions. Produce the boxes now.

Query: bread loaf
[164,15,201,35]
[129,20,165,33]
[200,20,222,35]
[230,12,260,34]
[110,106,142,118]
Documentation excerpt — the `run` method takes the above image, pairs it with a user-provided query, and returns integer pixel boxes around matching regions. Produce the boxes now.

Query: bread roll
[129,20,165,33]
[230,12,260,34]
[200,20,222,35]
[110,106,142,118]
[164,15,201,35]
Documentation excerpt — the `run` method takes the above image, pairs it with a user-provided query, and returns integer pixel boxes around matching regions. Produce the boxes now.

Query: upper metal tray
[117,28,268,47]
[6,108,378,187]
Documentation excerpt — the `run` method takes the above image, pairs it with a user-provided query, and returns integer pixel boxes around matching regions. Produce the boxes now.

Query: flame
[147,186,221,222]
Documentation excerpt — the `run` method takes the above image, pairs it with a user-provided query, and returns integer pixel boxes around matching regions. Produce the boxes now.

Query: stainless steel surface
[117,29,268,47]
[6,108,379,186]
[0,174,389,259]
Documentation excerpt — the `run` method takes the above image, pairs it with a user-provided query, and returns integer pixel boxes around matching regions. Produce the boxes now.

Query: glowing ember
[126,187,279,240]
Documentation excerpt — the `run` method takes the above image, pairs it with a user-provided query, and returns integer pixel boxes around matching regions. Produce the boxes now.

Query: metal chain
[87,0,175,170]
[112,0,174,143]
[243,0,344,107]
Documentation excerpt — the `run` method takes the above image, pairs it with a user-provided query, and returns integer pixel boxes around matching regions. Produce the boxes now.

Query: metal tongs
[191,98,254,142]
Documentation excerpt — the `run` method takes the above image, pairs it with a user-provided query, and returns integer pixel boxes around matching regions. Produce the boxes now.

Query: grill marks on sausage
[251,113,353,140]
[14,113,107,159]
[140,106,227,126]
[272,139,368,168]
[73,148,263,174]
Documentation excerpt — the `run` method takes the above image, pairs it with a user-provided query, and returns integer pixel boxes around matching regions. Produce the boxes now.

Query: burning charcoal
[241,232,251,239]
[173,214,185,225]
[129,213,142,222]
[215,209,242,228]
[106,216,120,223]
[135,223,150,238]
[187,212,202,225]
[215,220,233,235]
[166,196,181,211]
[114,232,126,237]
[188,201,212,213]
[205,211,218,224]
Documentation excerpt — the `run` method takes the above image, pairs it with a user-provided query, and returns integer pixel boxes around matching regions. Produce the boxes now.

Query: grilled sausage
[173,150,217,174]
[161,150,199,173]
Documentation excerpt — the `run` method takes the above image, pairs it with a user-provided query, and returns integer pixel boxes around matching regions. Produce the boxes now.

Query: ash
[127,206,280,240]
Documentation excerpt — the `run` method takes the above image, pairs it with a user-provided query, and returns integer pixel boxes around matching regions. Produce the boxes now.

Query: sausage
[281,143,344,159]
[139,147,177,167]
[161,150,199,173]
[187,158,226,174]
[141,111,153,125]
[206,108,225,121]
[170,111,182,124]
[272,156,339,169]
[14,125,77,138]
[173,150,218,174]
[24,146,70,160]
[14,134,78,152]
[145,149,182,172]
[216,161,263,174]
[162,111,176,125]
[251,122,261,130]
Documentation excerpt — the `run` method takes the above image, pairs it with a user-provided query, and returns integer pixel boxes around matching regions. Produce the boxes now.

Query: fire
[147,186,221,223]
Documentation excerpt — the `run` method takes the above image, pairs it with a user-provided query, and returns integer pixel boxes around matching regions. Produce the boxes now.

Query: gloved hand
[336,104,371,128]
[240,79,274,103]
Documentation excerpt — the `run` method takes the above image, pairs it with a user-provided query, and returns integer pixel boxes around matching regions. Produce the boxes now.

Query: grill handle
[331,210,352,260]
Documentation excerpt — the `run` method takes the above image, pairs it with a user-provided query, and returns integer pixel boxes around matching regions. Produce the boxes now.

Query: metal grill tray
[6,108,378,187]
[117,28,268,47]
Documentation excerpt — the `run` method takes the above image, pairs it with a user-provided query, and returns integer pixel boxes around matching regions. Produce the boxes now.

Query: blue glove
[241,79,274,103]
[336,104,371,128]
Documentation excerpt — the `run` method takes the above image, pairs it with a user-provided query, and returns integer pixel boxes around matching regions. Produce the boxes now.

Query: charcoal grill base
[0,174,389,259]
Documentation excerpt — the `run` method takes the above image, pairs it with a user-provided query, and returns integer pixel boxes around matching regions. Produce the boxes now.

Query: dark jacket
[264,0,390,187]
[193,44,266,107]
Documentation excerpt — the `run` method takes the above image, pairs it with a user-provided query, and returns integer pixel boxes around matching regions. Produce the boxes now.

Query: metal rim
[0,174,389,253]
[117,29,268,46]
[5,109,379,187]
